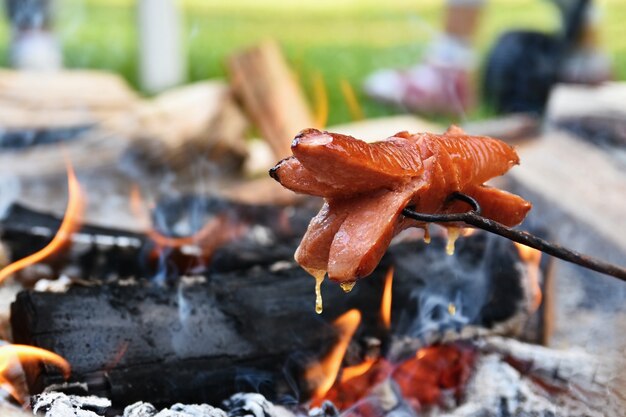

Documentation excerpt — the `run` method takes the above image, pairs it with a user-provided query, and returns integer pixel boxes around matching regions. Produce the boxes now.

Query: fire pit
[0,40,625,417]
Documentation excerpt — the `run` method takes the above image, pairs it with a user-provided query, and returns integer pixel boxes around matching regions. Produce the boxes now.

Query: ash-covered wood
[11,232,542,409]
[32,392,111,417]
[439,336,626,416]
[30,392,293,417]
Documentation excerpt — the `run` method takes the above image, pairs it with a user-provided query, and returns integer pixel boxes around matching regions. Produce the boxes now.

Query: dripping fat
[446,227,461,256]
[340,281,356,293]
[303,267,326,314]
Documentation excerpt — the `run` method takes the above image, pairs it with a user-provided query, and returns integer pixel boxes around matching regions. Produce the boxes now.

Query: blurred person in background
[4,0,62,70]
[364,0,612,116]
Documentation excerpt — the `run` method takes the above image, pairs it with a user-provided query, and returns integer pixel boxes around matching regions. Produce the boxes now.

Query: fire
[380,267,393,330]
[461,227,477,237]
[130,185,244,253]
[0,344,70,403]
[340,358,376,383]
[340,79,364,121]
[312,71,328,129]
[320,343,476,412]
[147,216,228,249]
[514,243,543,312]
[306,309,361,403]
[324,358,392,410]
[129,185,152,230]
[0,163,85,285]
[393,344,476,410]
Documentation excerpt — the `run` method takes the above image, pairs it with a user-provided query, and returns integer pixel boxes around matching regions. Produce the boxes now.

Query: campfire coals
[10,230,545,409]
[29,336,623,417]
[313,343,476,412]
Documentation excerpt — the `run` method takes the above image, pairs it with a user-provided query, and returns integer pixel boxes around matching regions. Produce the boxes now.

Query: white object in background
[138,0,187,93]
[9,31,62,70]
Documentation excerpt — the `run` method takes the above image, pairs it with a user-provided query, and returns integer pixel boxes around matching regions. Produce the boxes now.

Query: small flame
[129,185,152,230]
[461,227,477,237]
[0,163,85,285]
[312,71,329,129]
[340,79,364,121]
[0,344,70,403]
[340,358,376,383]
[514,243,543,312]
[381,267,393,329]
[147,217,227,249]
[306,309,362,403]
[130,185,241,251]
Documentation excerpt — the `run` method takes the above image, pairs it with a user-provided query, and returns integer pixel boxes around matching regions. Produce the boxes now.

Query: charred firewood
[11,232,548,410]
[0,198,316,281]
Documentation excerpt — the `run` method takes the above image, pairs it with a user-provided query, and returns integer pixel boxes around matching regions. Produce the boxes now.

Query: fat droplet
[446,227,460,256]
[448,303,456,315]
[423,225,431,244]
[304,267,326,314]
[340,281,356,293]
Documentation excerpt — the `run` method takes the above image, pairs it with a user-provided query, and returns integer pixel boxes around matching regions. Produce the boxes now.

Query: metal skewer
[402,192,626,282]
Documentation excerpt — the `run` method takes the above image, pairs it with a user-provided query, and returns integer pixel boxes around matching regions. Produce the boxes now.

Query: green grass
[1,0,624,125]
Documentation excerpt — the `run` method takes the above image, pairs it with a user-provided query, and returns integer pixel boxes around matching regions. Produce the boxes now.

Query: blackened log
[0,198,317,280]
[0,203,146,281]
[11,232,544,409]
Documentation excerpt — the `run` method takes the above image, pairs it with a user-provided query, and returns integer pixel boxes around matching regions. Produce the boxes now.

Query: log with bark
[10,232,547,410]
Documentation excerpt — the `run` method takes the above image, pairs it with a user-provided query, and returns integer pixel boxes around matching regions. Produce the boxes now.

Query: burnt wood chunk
[10,233,544,410]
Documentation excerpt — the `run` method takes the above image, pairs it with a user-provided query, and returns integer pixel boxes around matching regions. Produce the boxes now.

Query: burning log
[10,232,547,409]
[228,41,315,159]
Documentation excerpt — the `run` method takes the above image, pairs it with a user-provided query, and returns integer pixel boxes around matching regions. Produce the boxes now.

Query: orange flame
[312,72,329,129]
[306,309,361,403]
[514,243,543,312]
[147,216,228,249]
[0,163,85,285]
[0,344,70,403]
[381,267,393,329]
[340,79,364,121]
[129,185,152,230]
[130,185,241,251]
[340,357,376,383]
[461,228,477,237]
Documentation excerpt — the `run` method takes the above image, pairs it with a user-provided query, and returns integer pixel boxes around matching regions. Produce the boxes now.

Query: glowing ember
[393,344,476,411]
[0,344,70,403]
[0,163,85,285]
[324,358,392,410]
[380,267,393,329]
[306,309,361,403]
[318,343,476,412]
[514,243,543,312]
[313,71,329,129]
[339,78,364,121]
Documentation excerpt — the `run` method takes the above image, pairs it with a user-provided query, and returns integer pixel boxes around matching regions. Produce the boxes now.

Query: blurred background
[1,0,624,124]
